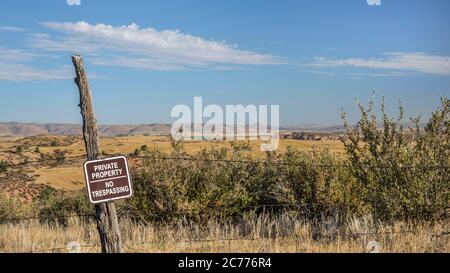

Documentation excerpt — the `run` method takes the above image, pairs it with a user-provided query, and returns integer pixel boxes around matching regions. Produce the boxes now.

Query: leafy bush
[0,194,36,222]
[39,149,69,167]
[0,160,8,173]
[132,149,141,157]
[127,146,363,223]
[341,96,449,221]
[278,147,367,218]
[15,146,24,154]
[37,187,94,225]
[141,145,149,152]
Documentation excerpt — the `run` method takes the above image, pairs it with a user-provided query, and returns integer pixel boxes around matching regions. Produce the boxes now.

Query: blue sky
[0,0,449,125]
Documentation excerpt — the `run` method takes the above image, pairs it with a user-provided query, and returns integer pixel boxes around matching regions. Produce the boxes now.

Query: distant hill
[0,122,351,137]
[280,122,426,133]
[279,124,346,132]
[0,122,172,137]
[0,122,425,137]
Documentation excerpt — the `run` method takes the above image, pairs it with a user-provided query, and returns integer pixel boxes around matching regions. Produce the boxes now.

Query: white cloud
[311,52,450,76]
[0,63,72,81]
[367,0,381,6]
[89,56,187,71]
[0,47,36,62]
[302,69,408,78]
[302,69,336,77]
[0,47,72,81]
[0,26,27,32]
[31,21,280,70]
[348,71,408,77]
[66,0,81,6]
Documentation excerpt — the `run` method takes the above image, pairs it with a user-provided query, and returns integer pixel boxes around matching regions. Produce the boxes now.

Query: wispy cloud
[302,69,335,77]
[66,0,81,6]
[0,63,72,81]
[311,52,450,76]
[301,69,407,79]
[0,26,27,32]
[0,47,36,62]
[367,0,382,6]
[0,47,72,81]
[347,71,408,78]
[31,21,281,70]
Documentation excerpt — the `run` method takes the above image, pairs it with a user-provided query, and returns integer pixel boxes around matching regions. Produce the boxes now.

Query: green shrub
[0,160,8,173]
[141,145,149,152]
[39,149,69,166]
[133,148,141,157]
[0,194,35,222]
[279,147,367,218]
[15,146,24,154]
[37,187,94,225]
[341,96,449,221]
[127,146,359,223]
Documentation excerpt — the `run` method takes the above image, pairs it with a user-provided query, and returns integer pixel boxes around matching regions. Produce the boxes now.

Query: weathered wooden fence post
[72,54,124,253]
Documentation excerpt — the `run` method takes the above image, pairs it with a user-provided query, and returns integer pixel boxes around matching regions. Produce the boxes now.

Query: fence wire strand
[23,229,446,253]
[2,154,449,170]
[2,210,447,253]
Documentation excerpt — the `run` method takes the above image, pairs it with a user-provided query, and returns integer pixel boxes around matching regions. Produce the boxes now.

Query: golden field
[0,135,345,192]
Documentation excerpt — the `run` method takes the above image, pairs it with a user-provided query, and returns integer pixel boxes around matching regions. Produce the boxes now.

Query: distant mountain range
[0,122,173,137]
[280,124,346,132]
[0,122,363,137]
[0,122,425,137]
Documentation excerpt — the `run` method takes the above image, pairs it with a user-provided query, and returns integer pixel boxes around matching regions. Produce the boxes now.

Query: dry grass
[0,215,448,253]
[35,136,345,158]
[34,166,85,191]
[1,135,345,192]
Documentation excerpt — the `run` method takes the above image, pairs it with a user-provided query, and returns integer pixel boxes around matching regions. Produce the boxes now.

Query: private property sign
[83,156,133,204]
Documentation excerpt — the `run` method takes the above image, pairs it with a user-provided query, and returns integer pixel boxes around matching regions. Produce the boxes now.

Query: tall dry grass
[0,214,448,253]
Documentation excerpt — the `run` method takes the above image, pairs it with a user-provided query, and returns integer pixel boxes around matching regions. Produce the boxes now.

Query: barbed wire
[23,229,448,253]
[1,210,445,253]
[138,229,424,246]
[0,203,445,224]
[3,202,446,224]
[24,229,450,253]
[2,153,449,170]
[25,243,100,253]
[0,203,333,223]
[133,155,450,170]
[0,214,96,223]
